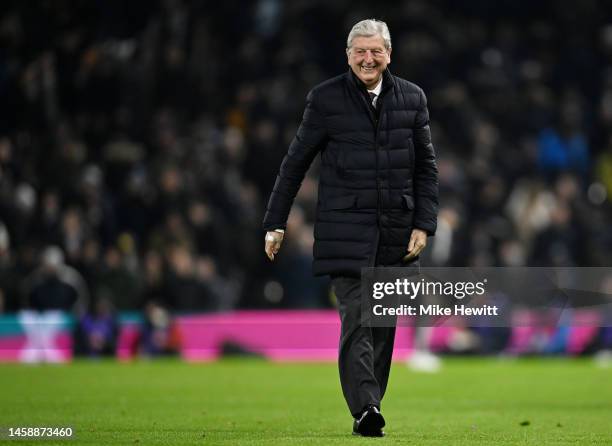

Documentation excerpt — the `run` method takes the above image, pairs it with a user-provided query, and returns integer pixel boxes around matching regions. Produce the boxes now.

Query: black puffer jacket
[263,68,438,277]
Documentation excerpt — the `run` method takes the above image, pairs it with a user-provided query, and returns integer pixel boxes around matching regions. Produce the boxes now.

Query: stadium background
[1,0,611,358]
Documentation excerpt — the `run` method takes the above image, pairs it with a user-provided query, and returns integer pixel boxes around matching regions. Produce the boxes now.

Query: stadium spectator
[19,245,89,362]
[140,300,179,357]
[24,246,88,313]
[74,296,118,358]
[95,245,141,311]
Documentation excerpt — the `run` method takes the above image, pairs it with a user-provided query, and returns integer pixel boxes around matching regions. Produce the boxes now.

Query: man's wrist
[273,229,285,234]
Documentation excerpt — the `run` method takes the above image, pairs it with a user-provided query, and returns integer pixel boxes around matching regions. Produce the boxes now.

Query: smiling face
[346,34,391,89]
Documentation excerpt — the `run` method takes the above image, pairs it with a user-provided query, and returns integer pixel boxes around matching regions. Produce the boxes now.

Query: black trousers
[332,275,396,417]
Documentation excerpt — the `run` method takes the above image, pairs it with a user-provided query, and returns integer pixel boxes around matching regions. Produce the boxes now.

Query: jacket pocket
[402,194,415,211]
[322,195,357,211]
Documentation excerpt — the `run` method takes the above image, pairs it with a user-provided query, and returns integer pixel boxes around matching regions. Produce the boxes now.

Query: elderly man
[263,19,438,436]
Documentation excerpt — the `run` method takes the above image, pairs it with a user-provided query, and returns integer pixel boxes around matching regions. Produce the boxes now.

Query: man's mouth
[360,66,376,73]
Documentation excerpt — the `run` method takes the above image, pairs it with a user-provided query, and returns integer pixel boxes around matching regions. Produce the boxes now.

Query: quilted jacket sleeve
[412,88,439,235]
[262,89,327,231]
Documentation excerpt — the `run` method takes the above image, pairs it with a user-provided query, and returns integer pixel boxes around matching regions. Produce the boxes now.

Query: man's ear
[346,47,351,64]
[387,47,392,63]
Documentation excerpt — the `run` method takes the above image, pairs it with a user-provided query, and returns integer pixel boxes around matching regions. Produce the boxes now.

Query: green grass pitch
[0,358,610,445]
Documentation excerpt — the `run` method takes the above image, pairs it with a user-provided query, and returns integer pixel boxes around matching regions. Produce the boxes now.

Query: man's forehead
[351,35,386,48]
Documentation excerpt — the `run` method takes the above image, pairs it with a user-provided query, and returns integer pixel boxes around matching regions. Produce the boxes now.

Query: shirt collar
[367,78,383,96]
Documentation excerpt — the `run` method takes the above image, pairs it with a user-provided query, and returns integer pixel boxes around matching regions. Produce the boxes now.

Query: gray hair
[347,19,392,50]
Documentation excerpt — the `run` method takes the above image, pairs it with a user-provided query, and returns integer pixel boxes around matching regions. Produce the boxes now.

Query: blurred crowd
[1,0,612,318]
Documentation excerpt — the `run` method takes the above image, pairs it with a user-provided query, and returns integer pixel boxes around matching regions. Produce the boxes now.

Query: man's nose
[364,51,374,63]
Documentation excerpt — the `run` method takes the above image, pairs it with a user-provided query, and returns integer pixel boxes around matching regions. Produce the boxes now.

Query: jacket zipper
[358,91,384,222]
[356,79,391,266]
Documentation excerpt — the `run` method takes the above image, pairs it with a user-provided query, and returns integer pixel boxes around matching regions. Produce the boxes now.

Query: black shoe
[352,405,385,437]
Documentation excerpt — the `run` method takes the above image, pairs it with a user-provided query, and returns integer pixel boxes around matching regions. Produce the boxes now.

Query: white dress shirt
[367,78,383,107]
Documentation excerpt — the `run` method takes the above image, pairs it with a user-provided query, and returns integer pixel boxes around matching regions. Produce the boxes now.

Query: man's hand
[264,231,284,261]
[403,228,427,262]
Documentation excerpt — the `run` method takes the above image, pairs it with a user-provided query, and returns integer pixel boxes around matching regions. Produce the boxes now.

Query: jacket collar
[347,68,395,95]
